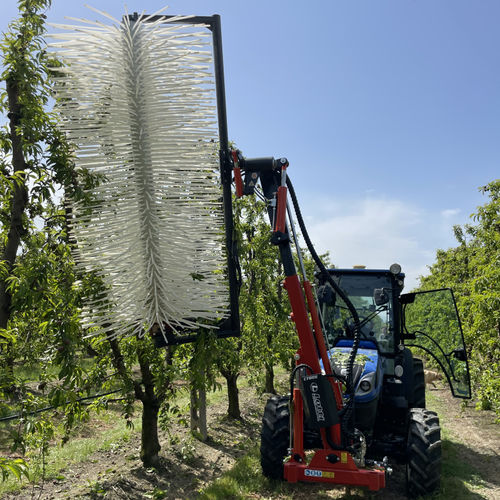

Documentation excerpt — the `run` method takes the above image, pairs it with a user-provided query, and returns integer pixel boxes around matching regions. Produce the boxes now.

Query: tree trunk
[199,386,207,438]
[140,397,161,467]
[137,343,163,467]
[108,338,165,467]
[0,79,29,383]
[190,385,207,441]
[223,371,241,419]
[264,363,276,394]
[190,388,198,432]
[264,325,276,394]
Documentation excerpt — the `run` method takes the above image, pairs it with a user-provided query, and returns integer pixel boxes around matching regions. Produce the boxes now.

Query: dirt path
[3,381,499,499]
[426,385,500,499]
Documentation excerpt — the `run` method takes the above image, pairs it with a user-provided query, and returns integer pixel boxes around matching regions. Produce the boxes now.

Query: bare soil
[2,380,499,500]
[426,384,500,499]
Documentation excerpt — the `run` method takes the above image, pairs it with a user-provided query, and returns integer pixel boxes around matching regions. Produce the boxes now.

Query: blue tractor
[262,264,471,497]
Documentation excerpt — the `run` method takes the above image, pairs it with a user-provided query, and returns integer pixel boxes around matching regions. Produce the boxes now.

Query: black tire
[406,408,441,498]
[412,358,426,408]
[260,395,290,479]
[260,395,322,479]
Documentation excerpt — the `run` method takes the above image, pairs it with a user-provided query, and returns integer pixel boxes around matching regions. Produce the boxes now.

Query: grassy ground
[0,407,138,496]
[197,387,499,500]
[0,372,269,498]
[1,375,498,499]
[425,389,499,499]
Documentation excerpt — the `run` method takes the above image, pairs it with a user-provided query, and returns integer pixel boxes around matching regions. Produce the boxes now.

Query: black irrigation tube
[0,389,123,423]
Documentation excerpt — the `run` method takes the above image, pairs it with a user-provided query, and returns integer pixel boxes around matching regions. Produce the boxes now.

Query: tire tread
[406,408,441,498]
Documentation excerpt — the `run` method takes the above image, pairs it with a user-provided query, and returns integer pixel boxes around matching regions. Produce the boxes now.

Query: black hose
[286,176,360,444]
[289,363,314,398]
[0,389,123,423]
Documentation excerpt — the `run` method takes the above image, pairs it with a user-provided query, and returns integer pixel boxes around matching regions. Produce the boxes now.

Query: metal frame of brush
[125,13,241,346]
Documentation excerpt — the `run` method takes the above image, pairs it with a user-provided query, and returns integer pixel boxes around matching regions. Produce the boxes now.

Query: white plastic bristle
[50,7,229,342]
[83,4,122,24]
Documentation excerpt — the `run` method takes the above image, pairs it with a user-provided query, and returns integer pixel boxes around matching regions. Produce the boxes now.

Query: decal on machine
[304,469,335,479]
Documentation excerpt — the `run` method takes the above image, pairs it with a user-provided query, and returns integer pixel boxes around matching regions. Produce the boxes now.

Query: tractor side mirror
[374,288,389,306]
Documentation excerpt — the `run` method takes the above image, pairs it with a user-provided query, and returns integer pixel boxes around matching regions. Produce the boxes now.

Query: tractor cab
[317,265,471,400]
[318,266,403,356]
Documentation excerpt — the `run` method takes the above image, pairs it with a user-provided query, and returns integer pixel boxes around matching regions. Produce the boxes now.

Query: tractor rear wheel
[260,395,290,479]
[406,408,441,497]
[412,358,426,408]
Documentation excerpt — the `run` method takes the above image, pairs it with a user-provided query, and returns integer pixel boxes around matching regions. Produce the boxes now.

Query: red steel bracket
[284,449,385,491]
[231,150,244,198]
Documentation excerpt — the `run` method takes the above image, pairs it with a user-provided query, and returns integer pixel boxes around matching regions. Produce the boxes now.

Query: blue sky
[2,0,499,289]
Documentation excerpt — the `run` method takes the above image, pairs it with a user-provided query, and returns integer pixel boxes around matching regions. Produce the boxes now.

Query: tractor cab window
[320,273,395,353]
[401,288,471,398]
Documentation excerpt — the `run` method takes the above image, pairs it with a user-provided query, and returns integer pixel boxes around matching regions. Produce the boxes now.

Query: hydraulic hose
[286,176,361,444]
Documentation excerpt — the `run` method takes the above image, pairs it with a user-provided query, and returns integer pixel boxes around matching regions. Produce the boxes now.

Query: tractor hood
[325,341,383,403]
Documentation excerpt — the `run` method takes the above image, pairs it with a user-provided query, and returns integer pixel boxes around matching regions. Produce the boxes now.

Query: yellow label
[323,471,335,479]
[341,452,348,464]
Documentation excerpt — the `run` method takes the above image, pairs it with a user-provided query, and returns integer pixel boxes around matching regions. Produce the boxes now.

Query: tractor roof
[324,268,406,280]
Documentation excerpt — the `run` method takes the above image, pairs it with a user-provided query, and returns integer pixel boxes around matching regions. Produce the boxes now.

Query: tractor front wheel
[406,408,441,497]
[260,395,290,479]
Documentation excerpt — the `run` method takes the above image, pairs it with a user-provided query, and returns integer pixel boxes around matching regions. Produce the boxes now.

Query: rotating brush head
[50,7,230,343]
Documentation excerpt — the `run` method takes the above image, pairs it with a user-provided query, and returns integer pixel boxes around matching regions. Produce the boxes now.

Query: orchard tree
[211,194,293,418]
[235,194,297,394]
[216,336,243,419]
[177,332,221,440]
[0,0,87,375]
[1,0,51,365]
[419,180,500,419]
[0,0,81,479]
[0,0,179,471]
[85,334,179,466]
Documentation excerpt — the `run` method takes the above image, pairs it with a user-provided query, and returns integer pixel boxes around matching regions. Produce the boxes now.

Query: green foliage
[233,195,297,389]
[145,487,168,499]
[178,331,222,395]
[418,180,500,418]
[0,457,28,482]
[0,0,115,477]
[0,0,81,212]
[87,479,106,498]
[173,435,197,464]
[216,193,333,400]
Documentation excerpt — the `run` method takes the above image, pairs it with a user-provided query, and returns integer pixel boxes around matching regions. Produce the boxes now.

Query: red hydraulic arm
[230,150,386,492]
[231,150,244,198]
